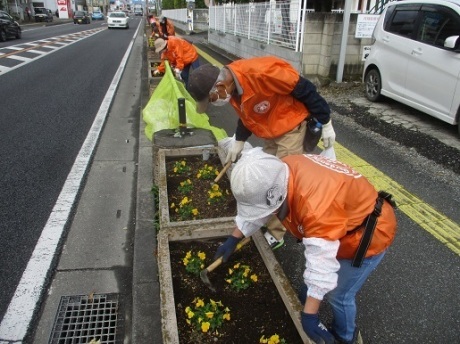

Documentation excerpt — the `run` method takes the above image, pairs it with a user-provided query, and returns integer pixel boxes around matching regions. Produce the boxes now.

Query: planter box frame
[157,146,235,230]
[157,225,310,344]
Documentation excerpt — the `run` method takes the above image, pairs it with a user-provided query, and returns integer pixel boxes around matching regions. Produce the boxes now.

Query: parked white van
[363,0,460,135]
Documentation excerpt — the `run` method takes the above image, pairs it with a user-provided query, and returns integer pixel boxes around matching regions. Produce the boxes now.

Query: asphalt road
[0,18,141,325]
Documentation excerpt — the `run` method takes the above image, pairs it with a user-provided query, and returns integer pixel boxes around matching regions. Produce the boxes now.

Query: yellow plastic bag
[142,61,227,142]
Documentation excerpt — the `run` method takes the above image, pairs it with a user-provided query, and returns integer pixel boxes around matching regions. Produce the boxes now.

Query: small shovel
[200,237,251,292]
[212,161,232,184]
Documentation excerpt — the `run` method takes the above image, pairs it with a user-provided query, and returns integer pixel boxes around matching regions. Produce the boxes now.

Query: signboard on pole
[355,14,380,38]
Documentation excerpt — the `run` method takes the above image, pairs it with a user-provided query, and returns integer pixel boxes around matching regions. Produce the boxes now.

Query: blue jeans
[326,251,386,343]
[182,58,200,87]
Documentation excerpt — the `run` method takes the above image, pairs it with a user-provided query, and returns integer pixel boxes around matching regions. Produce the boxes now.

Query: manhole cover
[49,293,124,344]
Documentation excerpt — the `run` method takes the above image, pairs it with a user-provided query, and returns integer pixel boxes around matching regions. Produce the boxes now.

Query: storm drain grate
[49,293,124,344]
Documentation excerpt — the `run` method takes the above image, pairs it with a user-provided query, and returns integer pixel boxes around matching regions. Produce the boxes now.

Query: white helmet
[231,148,288,223]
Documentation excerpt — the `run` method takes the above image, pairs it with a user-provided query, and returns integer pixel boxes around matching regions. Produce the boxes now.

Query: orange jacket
[159,19,175,37]
[227,56,310,139]
[157,36,198,73]
[281,154,397,260]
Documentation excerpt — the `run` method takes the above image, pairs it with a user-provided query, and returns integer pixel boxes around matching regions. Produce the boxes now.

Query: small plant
[172,160,191,175]
[259,334,287,344]
[182,250,206,276]
[207,184,228,205]
[196,164,219,180]
[185,298,231,334]
[170,196,199,220]
[178,179,193,194]
[225,262,258,291]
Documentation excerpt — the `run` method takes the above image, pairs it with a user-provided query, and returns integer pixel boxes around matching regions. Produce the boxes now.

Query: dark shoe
[330,327,363,344]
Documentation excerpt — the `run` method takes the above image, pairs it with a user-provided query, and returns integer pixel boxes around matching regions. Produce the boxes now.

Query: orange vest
[227,56,310,139]
[281,154,397,259]
[157,36,198,72]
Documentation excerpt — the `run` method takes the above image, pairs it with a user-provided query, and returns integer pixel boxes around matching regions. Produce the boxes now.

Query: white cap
[231,147,288,224]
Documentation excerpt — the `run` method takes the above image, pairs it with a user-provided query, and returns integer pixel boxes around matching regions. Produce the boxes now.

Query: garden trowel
[199,237,251,292]
[212,161,232,184]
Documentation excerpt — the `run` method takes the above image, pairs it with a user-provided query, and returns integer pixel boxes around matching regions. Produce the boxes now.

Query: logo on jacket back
[253,101,270,114]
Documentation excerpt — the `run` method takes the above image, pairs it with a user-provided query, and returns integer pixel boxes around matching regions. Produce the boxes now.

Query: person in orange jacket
[159,16,175,38]
[187,56,336,250]
[214,147,397,344]
[153,37,200,86]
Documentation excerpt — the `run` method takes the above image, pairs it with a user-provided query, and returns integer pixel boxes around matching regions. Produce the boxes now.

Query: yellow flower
[185,306,191,313]
[182,258,189,266]
[210,299,216,307]
[251,274,258,282]
[225,279,232,284]
[192,208,199,216]
[198,251,206,260]
[260,335,268,343]
[186,319,191,325]
[233,263,240,269]
[223,313,231,321]
[187,311,194,319]
[212,184,219,191]
[201,322,210,333]
[197,173,201,178]
[181,161,186,166]
[268,334,280,344]
[228,268,233,275]
[205,312,214,319]
[195,298,204,308]
[185,251,192,259]
[173,167,178,173]
[170,203,175,208]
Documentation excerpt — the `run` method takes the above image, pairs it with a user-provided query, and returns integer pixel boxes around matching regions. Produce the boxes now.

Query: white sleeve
[235,213,272,237]
[303,237,340,300]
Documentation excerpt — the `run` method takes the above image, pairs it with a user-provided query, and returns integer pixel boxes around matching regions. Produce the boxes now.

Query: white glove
[174,68,182,79]
[225,140,245,163]
[321,120,336,148]
[153,69,161,76]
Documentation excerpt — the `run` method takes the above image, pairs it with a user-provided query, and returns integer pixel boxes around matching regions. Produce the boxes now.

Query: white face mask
[210,84,232,107]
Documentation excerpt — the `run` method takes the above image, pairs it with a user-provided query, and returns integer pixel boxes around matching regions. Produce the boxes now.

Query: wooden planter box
[157,147,236,230]
[157,225,310,343]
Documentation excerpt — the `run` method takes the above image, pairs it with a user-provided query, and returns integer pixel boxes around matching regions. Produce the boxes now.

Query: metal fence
[209,1,308,52]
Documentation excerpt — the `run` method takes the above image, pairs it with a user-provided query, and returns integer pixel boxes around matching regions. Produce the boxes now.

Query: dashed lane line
[195,46,460,256]
[0,28,106,76]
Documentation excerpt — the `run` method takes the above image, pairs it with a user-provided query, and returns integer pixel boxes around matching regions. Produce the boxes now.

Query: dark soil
[166,155,237,222]
[170,239,304,344]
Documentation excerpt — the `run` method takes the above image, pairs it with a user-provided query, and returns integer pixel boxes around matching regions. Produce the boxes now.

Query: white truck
[133,4,143,16]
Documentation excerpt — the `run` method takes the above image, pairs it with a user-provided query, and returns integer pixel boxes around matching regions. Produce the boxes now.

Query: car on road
[363,0,460,135]
[73,11,91,24]
[91,11,104,20]
[33,7,53,22]
[107,11,129,29]
[0,10,21,42]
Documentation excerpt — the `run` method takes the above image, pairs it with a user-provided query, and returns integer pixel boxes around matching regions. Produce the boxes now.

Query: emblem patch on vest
[253,101,270,114]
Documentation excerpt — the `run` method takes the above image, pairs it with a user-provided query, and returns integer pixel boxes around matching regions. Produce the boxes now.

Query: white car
[107,11,129,29]
[363,0,460,135]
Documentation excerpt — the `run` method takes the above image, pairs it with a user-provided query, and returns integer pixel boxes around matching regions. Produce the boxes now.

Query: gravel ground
[318,81,460,188]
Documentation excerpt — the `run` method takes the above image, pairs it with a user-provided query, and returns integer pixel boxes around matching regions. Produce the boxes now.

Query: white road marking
[0,22,141,342]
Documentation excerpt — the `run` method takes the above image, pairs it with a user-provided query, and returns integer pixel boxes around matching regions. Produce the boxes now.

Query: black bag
[303,118,322,152]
